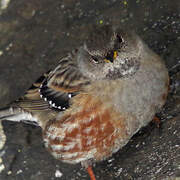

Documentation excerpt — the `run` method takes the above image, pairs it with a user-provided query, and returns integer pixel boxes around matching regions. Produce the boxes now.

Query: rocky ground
[0,0,179,179]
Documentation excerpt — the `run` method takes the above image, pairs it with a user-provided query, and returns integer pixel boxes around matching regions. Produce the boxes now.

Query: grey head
[77,25,143,80]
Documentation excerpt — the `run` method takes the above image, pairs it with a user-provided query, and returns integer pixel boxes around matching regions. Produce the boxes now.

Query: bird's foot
[81,160,96,180]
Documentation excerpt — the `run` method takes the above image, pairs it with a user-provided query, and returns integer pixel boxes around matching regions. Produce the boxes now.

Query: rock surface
[0,0,179,179]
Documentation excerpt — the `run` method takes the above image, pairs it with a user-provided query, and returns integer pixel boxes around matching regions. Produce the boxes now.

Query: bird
[0,25,169,180]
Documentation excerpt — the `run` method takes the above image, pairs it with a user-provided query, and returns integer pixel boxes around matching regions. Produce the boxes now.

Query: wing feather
[39,51,89,110]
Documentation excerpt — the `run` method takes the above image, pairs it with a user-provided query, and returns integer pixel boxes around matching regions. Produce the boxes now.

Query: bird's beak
[113,51,118,59]
[104,51,118,63]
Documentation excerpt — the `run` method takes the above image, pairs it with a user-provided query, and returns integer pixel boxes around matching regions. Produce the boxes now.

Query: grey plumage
[0,25,169,179]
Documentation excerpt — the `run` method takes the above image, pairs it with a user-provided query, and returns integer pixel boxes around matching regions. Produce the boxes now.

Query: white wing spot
[49,100,52,105]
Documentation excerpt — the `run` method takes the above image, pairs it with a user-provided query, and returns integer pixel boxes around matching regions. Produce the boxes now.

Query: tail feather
[0,107,39,126]
[0,107,16,119]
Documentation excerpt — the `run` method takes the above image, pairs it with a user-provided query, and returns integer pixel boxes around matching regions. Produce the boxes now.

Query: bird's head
[77,25,142,80]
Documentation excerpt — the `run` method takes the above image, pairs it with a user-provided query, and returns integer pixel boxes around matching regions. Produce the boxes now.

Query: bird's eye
[114,34,124,50]
[91,56,99,64]
[117,34,124,43]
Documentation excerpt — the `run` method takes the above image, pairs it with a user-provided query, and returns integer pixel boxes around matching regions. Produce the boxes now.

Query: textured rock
[0,0,179,179]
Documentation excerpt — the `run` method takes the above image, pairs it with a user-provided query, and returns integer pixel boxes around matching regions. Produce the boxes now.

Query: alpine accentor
[0,25,169,180]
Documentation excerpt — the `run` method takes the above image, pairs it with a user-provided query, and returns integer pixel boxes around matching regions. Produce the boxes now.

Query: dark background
[0,0,179,179]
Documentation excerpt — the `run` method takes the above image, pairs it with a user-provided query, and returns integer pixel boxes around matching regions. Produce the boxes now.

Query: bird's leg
[81,160,96,180]
[86,166,96,180]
